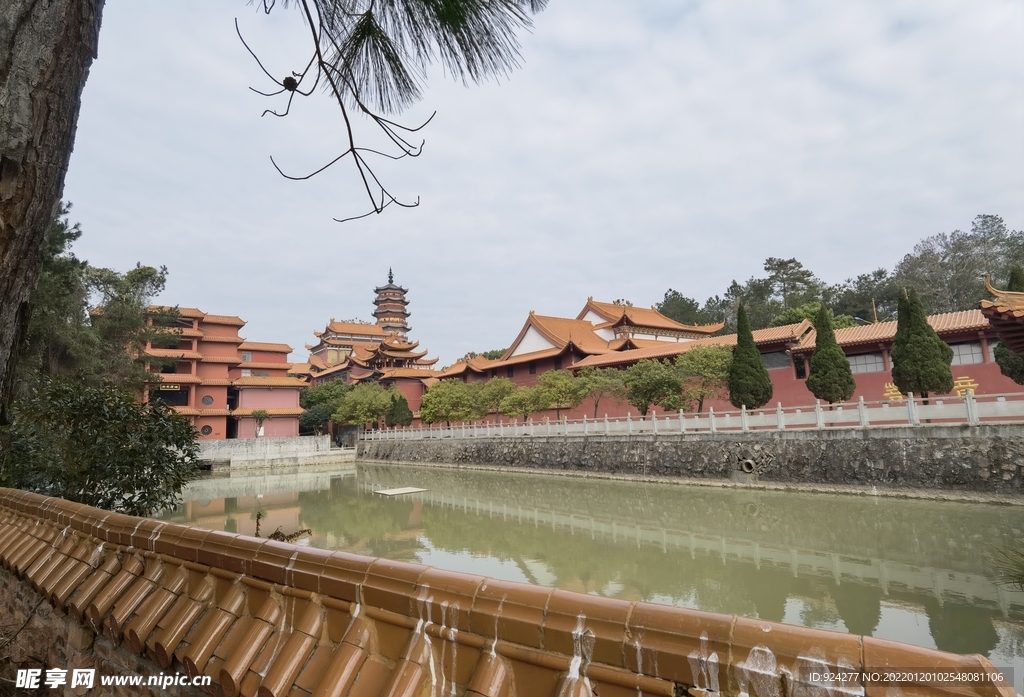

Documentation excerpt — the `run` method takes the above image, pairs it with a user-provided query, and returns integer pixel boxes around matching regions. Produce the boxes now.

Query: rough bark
[0,0,104,428]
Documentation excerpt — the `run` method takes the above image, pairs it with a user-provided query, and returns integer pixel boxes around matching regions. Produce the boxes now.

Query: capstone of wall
[0,566,204,696]
[0,488,1014,697]
[358,424,1024,495]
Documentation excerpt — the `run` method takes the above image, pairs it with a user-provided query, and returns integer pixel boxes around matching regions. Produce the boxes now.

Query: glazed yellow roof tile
[580,299,725,334]
[792,310,991,353]
[0,489,1011,697]
[201,314,246,327]
[238,341,293,353]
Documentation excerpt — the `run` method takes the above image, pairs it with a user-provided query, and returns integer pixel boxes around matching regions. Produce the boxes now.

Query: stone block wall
[359,424,1024,494]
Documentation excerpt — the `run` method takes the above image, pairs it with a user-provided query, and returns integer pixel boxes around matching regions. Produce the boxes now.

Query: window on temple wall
[491,369,498,378]
[794,357,806,380]
[760,351,791,370]
[847,352,885,374]
[529,361,537,374]
[507,366,514,378]
[554,357,562,371]
[241,351,252,362]
[949,341,984,365]
[241,368,252,377]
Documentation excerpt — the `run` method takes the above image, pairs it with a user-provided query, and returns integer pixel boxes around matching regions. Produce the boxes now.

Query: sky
[62,0,1024,365]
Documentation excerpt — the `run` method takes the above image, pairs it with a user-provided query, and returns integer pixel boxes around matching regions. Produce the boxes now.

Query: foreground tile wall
[0,488,1014,697]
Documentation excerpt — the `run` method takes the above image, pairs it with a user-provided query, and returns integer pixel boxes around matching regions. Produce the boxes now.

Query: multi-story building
[291,273,440,411]
[145,308,305,439]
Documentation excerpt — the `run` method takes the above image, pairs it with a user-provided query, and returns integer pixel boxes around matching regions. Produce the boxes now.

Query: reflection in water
[160,462,1024,689]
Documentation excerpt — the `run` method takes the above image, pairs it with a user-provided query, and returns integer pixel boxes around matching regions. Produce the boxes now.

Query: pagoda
[373,268,411,340]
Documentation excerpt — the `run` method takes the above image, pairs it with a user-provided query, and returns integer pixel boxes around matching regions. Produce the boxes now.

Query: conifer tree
[890,288,953,399]
[994,264,1024,384]
[385,392,414,427]
[728,304,773,409]
[805,304,856,404]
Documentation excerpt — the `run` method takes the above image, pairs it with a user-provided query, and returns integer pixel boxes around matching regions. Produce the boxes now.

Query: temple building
[291,272,440,411]
[438,299,724,384]
[373,268,412,339]
[980,274,1024,353]
[437,297,1022,422]
[144,307,305,440]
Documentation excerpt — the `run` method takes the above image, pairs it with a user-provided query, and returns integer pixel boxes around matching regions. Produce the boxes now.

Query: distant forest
[656,214,1022,332]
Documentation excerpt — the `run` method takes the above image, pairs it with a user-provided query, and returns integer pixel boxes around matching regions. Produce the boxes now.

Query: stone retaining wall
[197,435,355,469]
[359,424,1024,494]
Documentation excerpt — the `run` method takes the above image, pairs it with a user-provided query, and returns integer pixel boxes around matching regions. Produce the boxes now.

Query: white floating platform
[374,487,427,497]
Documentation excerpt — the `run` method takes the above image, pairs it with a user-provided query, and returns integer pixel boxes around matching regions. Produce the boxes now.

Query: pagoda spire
[373,271,411,339]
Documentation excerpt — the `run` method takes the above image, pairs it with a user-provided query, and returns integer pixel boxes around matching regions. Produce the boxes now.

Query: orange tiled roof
[572,322,813,370]
[325,320,385,336]
[287,362,313,374]
[158,327,203,338]
[147,374,202,384]
[980,275,1024,351]
[238,341,293,353]
[145,348,202,360]
[198,334,245,344]
[232,376,308,388]
[199,378,234,386]
[501,314,611,361]
[491,347,567,368]
[580,299,725,334]
[238,361,293,370]
[0,489,1012,697]
[379,367,441,379]
[148,304,206,318]
[792,310,990,353]
[200,314,246,327]
[166,407,233,416]
[199,355,242,364]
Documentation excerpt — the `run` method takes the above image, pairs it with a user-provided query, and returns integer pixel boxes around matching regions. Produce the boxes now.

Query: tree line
[1,205,199,515]
[656,214,1023,332]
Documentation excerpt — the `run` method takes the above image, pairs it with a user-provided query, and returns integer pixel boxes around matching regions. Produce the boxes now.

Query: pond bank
[358,423,1024,499]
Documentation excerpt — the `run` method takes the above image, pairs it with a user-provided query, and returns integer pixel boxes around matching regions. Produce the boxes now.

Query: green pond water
[159,462,1024,691]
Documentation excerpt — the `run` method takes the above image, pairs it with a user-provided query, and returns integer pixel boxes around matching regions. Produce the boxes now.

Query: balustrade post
[653,414,658,435]
[776,402,784,430]
[583,414,588,436]
[858,396,869,427]
[627,412,632,435]
[604,414,609,435]
[965,389,979,426]
[709,408,716,433]
[814,400,824,430]
[679,410,686,433]
[741,405,749,432]
[907,393,919,426]
[529,418,534,437]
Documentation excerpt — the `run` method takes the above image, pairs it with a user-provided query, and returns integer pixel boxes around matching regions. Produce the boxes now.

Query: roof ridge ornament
[388,267,394,284]
[985,273,1024,300]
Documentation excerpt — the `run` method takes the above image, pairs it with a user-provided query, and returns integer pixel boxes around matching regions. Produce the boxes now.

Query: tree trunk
[0,0,105,427]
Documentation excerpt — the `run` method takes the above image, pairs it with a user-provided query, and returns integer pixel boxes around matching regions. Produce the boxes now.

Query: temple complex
[144,307,305,440]
[291,272,440,411]
[438,297,1023,422]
